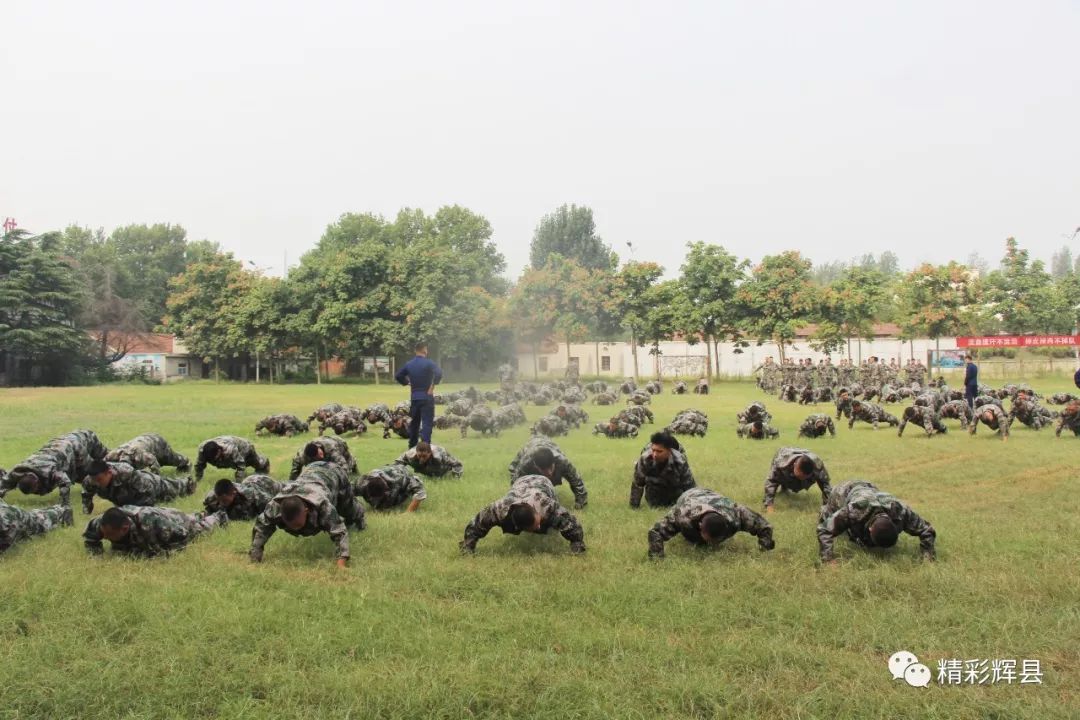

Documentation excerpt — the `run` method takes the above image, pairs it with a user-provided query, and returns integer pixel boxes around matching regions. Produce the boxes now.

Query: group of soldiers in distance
[1,356,1076,563]
[748,355,1080,442]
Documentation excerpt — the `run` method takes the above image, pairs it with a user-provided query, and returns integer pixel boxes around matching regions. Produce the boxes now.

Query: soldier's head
[414,341,429,357]
[362,474,388,502]
[214,479,238,507]
[99,507,132,542]
[16,472,39,494]
[304,442,325,461]
[793,455,816,481]
[749,421,764,439]
[202,440,221,461]
[532,447,556,478]
[649,431,678,463]
[509,503,541,532]
[982,408,996,424]
[300,422,310,433]
[867,513,900,548]
[86,459,113,487]
[280,497,310,530]
[851,400,863,412]
[699,512,733,543]
[414,441,433,464]
[902,406,917,421]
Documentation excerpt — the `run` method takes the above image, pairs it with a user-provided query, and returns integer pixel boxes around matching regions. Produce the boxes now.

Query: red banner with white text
[956,335,1080,348]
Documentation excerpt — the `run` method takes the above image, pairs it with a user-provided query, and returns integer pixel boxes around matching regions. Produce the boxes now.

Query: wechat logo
[889,651,931,688]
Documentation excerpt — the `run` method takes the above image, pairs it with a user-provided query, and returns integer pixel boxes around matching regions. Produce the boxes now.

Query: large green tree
[529,204,615,271]
[735,251,818,362]
[983,238,1071,334]
[678,242,748,378]
[896,262,981,356]
[614,261,664,379]
[812,266,887,359]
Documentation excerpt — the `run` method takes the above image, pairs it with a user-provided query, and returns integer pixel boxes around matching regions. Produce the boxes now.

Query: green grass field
[0,379,1077,720]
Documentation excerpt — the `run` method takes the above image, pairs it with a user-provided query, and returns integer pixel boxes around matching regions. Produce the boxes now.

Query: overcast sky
[3,0,1078,278]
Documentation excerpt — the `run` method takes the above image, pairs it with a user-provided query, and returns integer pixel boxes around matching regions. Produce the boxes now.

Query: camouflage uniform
[817,481,936,562]
[627,390,652,406]
[736,402,771,425]
[394,445,464,479]
[255,414,309,437]
[648,488,774,558]
[1055,401,1080,437]
[84,506,226,557]
[81,462,196,514]
[0,500,71,553]
[250,461,365,562]
[847,402,899,430]
[798,414,836,438]
[564,359,580,384]
[288,436,357,480]
[763,447,831,508]
[554,404,589,429]
[530,414,569,438]
[736,422,779,439]
[630,448,696,508]
[508,437,588,508]
[593,420,639,438]
[463,406,500,438]
[666,410,708,437]
[1008,396,1057,430]
[355,465,427,510]
[307,403,344,425]
[321,408,367,437]
[618,405,654,426]
[202,475,282,520]
[671,381,688,395]
[834,391,853,421]
[0,429,108,505]
[497,363,517,392]
[974,395,1003,410]
[645,380,662,395]
[194,436,269,482]
[693,378,709,395]
[897,406,947,438]
[361,403,393,427]
[592,391,618,405]
[460,475,584,553]
[969,404,1010,439]
[938,399,973,429]
[106,433,189,473]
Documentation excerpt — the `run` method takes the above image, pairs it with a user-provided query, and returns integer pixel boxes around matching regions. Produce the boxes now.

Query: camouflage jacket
[195,436,264,481]
[256,414,308,435]
[203,475,282,520]
[84,506,207,557]
[355,465,427,510]
[251,462,358,561]
[737,402,771,425]
[648,488,774,558]
[798,414,836,438]
[630,448,696,507]
[508,437,587,507]
[461,475,583,550]
[736,422,779,439]
[1,501,68,553]
[848,402,897,429]
[82,462,190,512]
[898,406,945,437]
[394,445,463,479]
[939,400,972,427]
[362,403,393,425]
[817,480,936,562]
[289,436,357,480]
[763,447,831,507]
[0,429,107,503]
[970,404,1010,437]
[106,433,187,472]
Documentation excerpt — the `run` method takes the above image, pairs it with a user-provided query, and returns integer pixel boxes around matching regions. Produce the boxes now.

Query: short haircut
[903,406,916,420]
[532,447,556,469]
[87,459,109,476]
[649,431,677,449]
[304,442,322,460]
[281,497,307,523]
[700,512,730,539]
[415,441,431,454]
[364,475,388,498]
[214,479,237,496]
[868,514,900,547]
[509,503,536,531]
[17,474,39,494]
[202,440,220,458]
[415,341,428,352]
[100,507,130,530]
[965,354,972,360]
[795,456,816,476]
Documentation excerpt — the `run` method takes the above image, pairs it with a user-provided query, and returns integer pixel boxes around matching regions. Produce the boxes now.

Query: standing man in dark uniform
[964,354,979,411]
[395,341,443,449]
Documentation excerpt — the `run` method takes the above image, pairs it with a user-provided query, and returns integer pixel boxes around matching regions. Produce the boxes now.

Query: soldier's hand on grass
[459,540,476,555]
[758,536,775,551]
[765,506,775,514]
[82,502,93,514]
[336,558,348,569]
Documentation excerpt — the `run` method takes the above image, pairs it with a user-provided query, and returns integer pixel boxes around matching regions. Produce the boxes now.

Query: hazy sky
[3,0,1078,278]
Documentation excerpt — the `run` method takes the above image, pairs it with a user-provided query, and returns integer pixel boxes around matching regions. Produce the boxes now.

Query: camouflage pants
[0,503,68,553]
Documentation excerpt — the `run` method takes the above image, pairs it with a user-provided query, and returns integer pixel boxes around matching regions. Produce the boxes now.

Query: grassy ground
[0,379,1077,720]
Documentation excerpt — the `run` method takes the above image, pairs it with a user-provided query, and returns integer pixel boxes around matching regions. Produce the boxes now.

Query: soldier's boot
[60,505,74,527]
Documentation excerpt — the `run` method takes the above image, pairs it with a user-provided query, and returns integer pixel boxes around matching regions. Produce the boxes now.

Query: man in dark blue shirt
[395,341,443,448]
[964,354,978,410]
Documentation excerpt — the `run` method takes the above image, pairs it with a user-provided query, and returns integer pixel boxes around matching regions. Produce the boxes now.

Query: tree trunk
[373,354,380,385]
[595,342,600,378]
[776,338,786,364]
[255,350,260,383]
[532,341,539,380]
[857,338,863,364]
[705,333,713,380]
[713,337,721,378]
[847,337,852,361]
[240,356,248,382]
[214,358,220,383]
[630,331,639,380]
[268,351,273,384]
[315,347,321,385]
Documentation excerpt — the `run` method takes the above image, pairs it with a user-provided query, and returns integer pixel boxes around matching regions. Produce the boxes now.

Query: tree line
[1,206,1077,385]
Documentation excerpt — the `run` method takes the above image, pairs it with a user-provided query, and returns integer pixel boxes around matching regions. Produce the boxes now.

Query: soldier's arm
[734,504,775,550]
[762,466,782,508]
[194,456,206,482]
[445,451,464,478]
[900,506,936,560]
[289,455,302,481]
[646,510,682,558]
[81,481,97,514]
[549,505,585,552]
[55,472,72,508]
[317,505,351,562]
[249,511,277,562]
[461,501,502,552]
[897,416,907,437]
[767,426,779,438]
[83,518,105,555]
[561,459,588,508]
[202,491,220,514]
[827,417,836,436]
[816,468,833,505]
[405,475,427,512]
[817,508,850,563]
[392,451,410,467]
[629,459,646,508]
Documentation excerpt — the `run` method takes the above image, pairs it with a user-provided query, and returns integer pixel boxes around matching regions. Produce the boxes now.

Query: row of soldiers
[755,356,929,394]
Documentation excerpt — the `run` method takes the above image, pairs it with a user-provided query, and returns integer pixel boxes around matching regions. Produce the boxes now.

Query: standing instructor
[395,341,443,448]
[964,354,978,411]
